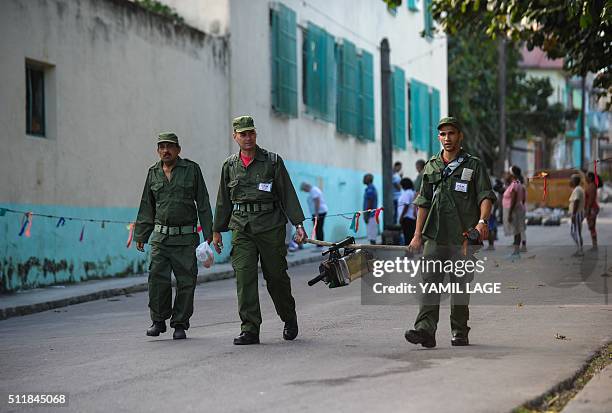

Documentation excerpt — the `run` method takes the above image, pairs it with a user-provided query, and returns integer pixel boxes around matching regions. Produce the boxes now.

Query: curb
[513,341,612,412]
[0,254,321,321]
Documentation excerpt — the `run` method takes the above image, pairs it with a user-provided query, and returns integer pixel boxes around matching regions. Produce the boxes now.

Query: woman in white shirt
[397,178,416,245]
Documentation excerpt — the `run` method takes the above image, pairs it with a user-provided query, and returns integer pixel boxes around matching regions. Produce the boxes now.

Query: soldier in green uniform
[212,116,306,345]
[406,117,495,348]
[135,132,213,340]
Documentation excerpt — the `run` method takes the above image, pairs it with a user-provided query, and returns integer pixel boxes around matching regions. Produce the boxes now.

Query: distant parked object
[527,169,586,209]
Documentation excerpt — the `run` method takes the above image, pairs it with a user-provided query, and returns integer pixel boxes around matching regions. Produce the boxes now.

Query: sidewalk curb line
[0,254,321,321]
[513,340,612,412]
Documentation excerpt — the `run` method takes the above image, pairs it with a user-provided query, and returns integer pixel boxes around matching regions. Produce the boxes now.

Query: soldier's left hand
[476,222,488,242]
[294,226,307,244]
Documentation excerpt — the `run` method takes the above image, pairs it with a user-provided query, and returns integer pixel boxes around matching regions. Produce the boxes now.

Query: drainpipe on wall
[380,39,395,237]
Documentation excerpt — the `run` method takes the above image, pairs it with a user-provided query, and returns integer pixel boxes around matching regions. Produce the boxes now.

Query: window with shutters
[429,87,441,155]
[410,79,430,152]
[303,22,335,122]
[336,40,359,136]
[270,3,298,117]
[358,50,374,141]
[390,67,406,149]
[336,40,375,141]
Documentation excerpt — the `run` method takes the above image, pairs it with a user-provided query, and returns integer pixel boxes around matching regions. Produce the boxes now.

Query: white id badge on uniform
[258,182,272,192]
[461,168,474,181]
[454,182,468,193]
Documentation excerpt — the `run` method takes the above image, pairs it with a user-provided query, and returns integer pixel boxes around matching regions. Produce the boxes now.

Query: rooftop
[519,47,564,70]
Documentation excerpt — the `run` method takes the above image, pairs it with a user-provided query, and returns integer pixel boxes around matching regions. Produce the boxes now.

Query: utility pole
[380,39,393,230]
[497,38,507,176]
[580,75,586,170]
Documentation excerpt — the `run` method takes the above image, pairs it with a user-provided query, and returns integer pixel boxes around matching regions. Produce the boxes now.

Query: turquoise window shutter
[359,51,375,141]
[423,0,434,38]
[391,67,406,149]
[429,87,440,155]
[271,3,297,117]
[337,40,359,136]
[408,0,419,11]
[304,23,334,121]
[410,79,430,152]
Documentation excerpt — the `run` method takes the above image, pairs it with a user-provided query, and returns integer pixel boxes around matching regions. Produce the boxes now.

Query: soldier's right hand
[408,233,423,253]
[212,232,223,254]
[136,242,145,252]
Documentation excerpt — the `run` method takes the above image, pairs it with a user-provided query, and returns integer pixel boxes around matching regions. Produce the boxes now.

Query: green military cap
[157,132,179,145]
[232,116,256,133]
[437,116,462,132]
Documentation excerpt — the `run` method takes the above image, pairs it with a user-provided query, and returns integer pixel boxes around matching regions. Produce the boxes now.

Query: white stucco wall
[0,0,230,208]
[227,0,448,178]
[524,68,568,107]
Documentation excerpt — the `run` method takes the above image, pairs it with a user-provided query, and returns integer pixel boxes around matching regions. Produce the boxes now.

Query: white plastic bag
[196,241,214,268]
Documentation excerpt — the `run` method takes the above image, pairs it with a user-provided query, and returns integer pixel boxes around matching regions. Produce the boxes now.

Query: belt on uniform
[232,202,275,212]
[153,224,197,235]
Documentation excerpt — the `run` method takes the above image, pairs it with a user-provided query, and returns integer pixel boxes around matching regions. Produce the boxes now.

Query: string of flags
[0,207,135,246]
[0,206,385,246]
[311,207,384,235]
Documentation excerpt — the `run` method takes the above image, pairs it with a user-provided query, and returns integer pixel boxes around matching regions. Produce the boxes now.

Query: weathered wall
[0,0,230,292]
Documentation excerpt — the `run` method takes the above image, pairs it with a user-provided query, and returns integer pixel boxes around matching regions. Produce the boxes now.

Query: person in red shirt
[585,172,600,250]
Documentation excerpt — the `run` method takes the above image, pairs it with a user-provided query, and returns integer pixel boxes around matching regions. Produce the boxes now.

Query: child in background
[569,174,585,256]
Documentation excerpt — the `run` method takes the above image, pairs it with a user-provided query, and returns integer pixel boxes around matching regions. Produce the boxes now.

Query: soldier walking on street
[406,117,496,348]
[135,132,213,340]
[212,116,306,345]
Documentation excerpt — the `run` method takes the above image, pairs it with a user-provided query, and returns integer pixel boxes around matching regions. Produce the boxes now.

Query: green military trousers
[231,224,297,334]
[148,241,198,329]
[414,240,473,337]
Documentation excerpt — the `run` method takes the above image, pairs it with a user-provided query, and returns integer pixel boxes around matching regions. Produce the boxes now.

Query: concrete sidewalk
[563,363,612,413]
[0,245,325,320]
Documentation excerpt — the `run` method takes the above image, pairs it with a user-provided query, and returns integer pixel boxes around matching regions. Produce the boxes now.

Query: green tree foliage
[448,30,566,170]
[431,0,611,102]
[383,0,403,9]
[134,0,184,24]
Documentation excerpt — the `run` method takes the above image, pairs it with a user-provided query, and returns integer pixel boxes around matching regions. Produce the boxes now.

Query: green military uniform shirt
[213,146,305,233]
[135,157,213,245]
[414,149,496,246]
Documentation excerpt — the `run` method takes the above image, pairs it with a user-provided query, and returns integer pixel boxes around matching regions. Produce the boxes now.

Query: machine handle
[308,273,326,286]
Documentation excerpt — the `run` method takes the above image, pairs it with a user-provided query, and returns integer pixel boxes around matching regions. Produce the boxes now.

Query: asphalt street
[1,209,611,413]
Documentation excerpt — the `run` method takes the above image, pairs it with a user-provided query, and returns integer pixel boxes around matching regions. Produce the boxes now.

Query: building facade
[1,0,447,291]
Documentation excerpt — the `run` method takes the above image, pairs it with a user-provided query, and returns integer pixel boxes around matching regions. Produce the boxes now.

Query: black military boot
[233,331,260,345]
[283,318,299,341]
[146,321,167,337]
[451,335,469,346]
[173,327,187,340]
[404,329,436,348]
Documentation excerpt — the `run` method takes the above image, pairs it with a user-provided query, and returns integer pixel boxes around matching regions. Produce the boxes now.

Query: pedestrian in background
[585,172,600,250]
[392,162,403,223]
[569,174,585,256]
[212,116,306,345]
[517,172,528,252]
[135,132,213,340]
[502,166,526,260]
[397,178,416,245]
[363,173,378,245]
[414,159,426,195]
[300,182,328,245]
[487,178,504,250]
